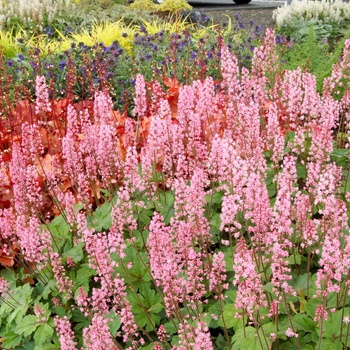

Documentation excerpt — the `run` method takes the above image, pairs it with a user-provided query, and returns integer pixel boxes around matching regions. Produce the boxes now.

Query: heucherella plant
[1,29,350,349]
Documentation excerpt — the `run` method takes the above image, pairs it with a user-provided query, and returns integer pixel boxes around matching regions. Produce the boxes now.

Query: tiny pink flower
[285,328,298,338]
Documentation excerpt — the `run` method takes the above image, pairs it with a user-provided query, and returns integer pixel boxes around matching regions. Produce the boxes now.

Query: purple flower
[45,27,54,38]
[275,34,284,45]
[6,60,14,67]
[59,60,67,70]
[30,61,39,71]
[65,28,73,36]
[256,25,263,33]
[105,71,113,80]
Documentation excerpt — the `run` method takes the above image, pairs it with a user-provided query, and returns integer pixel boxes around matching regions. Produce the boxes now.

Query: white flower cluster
[273,0,350,28]
[0,0,74,28]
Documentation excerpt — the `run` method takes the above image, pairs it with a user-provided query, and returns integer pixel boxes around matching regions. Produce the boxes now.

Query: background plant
[0,0,74,32]
[276,26,348,92]
[0,17,264,113]
[130,0,192,13]
[273,0,350,42]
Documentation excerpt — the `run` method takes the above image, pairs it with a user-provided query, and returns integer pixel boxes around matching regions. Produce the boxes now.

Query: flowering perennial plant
[0,0,73,29]
[273,0,350,29]
[0,29,350,349]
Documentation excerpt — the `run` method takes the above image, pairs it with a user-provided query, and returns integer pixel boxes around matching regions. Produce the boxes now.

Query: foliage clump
[277,26,349,91]
[130,0,192,12]
[157,0,192,12]
[0,0,74,30]
[130,0,158,11]
[273,0,350,41]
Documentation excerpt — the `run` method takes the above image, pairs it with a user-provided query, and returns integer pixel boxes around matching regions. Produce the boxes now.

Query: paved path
[189,0,285,7]
[190,0,283,30]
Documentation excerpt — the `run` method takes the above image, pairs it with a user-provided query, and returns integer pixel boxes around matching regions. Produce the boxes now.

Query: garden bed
[0,0,350,349]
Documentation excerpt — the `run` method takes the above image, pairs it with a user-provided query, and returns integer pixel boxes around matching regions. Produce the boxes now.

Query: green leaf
[34,342,60,350]
[107,310,121,337]
[62,241,84,263]
[0,300,12,320]
[210,212,222,239]
[218,303,246,331]
[297,164,307,179]
[231,327,256,350]
[226,291,237,303]
[164,321,178,335]
[232,326,273,350]
[148,303,164,313]
[156,191,175,225]
[206,302,221,328]
[222,246,234,272]
[267,182,277,198]
[7,302,29,325]
[140,285,162,307]
[87,200,112,231]
[120,248,152,288]
[205,191,224,205]
[51,305,66,317]
[215,333,229,350]
[75,264,96,287]
[242,335,267,350]
[316,308,350,339]
[17,340,35,350]
[72,309,88,324]
[127,286,163,332]
[299,345,314,350]
[331,148,349,167]
[292,314,316,332]
[318,338,343,350]
[34,323,54,346]
[265,169,275,186]
[134,312,147,328]
[138,212,151,226]
[286,250,302,265]
[47,215,70,250]
[1,331,22,349]
[15,315,39,337]
[0,269,17,286]
[42,279,57,300]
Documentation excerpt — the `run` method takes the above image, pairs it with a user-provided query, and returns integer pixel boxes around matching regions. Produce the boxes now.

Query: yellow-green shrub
[158,0,192,12]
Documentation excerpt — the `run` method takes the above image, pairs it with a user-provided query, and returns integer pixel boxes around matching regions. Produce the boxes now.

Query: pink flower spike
[54,316,77,350]
[35,75,52,115]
